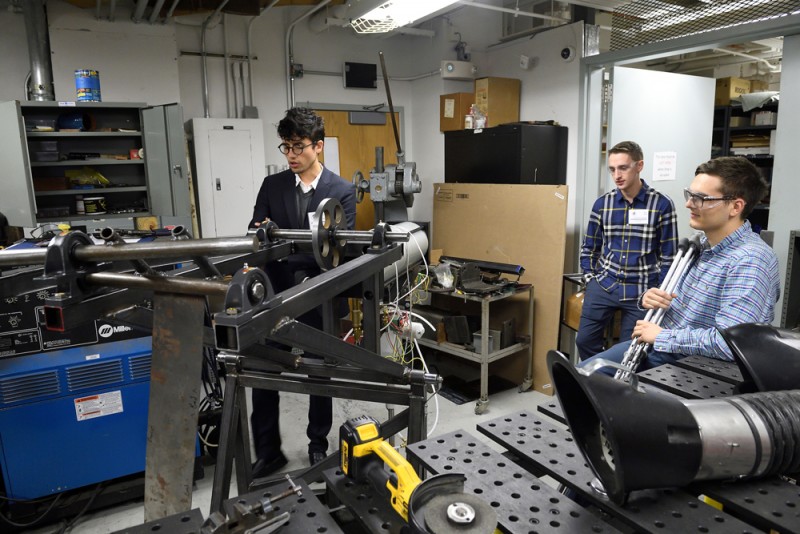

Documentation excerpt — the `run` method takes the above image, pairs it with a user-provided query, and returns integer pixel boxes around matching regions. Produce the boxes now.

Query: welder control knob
[447,502,475,524]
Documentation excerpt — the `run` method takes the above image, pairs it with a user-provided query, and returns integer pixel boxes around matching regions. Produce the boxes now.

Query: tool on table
[340,415,497,533]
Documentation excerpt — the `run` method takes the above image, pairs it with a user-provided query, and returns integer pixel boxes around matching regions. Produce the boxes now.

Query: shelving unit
[0,100,190,229]
[712,101,778,231]
[416,285,533,415]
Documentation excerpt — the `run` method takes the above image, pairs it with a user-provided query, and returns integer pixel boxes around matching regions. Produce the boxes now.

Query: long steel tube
[269,228,409,243]
[73,236,258,262]
[86,272,229,296]
[0,236,258,268]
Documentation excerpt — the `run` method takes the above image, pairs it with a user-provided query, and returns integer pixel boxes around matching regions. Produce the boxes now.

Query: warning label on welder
[74,391,124,421]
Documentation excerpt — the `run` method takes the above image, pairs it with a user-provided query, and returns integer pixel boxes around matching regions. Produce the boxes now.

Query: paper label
[75,391,123,421]
[629,209,648,225]
[444,98,455,119]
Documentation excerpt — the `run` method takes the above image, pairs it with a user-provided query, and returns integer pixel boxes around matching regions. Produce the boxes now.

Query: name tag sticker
[629,209,648,225]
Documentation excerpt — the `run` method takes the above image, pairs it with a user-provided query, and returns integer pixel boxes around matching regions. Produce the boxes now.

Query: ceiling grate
[610,0,800,50]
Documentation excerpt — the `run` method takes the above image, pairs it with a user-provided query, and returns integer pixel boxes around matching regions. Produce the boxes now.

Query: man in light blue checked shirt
[582,156,780,374]
[577,141,679,360]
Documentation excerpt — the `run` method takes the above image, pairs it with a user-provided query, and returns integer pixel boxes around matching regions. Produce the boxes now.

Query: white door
[608,67,716,238]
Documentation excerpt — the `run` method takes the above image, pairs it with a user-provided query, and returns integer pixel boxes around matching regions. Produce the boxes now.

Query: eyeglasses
[278,142,314,155]
[608,161,639,174]
[683,188,735,209]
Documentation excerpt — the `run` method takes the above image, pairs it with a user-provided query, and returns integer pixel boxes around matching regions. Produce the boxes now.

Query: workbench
[408,355,800,533]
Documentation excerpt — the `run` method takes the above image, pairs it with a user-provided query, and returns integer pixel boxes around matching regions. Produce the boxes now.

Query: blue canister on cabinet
[75,69,101,102]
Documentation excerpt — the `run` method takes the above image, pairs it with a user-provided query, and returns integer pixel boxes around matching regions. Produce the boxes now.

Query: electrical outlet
[520,54,530,70]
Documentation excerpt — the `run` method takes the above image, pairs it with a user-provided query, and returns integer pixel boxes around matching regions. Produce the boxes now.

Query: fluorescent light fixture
[351,0,458,34]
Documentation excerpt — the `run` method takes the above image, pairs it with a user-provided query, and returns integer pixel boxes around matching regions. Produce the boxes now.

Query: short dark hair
[277,107,325,143]
[694,156,768,219]
[609,141,643,162]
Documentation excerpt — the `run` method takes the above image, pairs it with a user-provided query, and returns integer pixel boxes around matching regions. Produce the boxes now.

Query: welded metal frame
[0,228,436,523]
[208,243,435,513]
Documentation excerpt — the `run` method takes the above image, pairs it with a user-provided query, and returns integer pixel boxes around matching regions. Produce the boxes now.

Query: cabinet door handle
[216,178,222,191]
[172,164,182,179]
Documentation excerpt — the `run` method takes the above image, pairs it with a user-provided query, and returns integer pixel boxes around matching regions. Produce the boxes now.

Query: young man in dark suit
[248,107,356,478]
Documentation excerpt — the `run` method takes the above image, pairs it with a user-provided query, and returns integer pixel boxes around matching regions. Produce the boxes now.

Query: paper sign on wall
[653,151,677,182]
[324,137,341,176]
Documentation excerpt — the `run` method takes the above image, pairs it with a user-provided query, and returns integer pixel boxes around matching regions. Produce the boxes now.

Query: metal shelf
[27,131,142,137]
[35,187,147,197]
[30,159,144,167]
[419,285,534,414]
[37,211,150,222]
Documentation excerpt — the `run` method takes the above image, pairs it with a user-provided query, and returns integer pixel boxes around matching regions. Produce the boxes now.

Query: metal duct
[22,0,55,101]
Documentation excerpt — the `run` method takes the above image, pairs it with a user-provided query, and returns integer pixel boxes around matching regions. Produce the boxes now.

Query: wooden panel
[432,183,569,394]
[315,110,400,230]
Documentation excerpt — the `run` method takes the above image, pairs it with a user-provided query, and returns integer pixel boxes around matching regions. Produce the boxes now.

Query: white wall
[1,1,588,246]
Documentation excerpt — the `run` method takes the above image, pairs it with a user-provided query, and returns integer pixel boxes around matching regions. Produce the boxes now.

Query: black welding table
[408,355,800,533]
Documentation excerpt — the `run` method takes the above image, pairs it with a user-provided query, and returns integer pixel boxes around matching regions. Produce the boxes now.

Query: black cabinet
[444,123,568,185]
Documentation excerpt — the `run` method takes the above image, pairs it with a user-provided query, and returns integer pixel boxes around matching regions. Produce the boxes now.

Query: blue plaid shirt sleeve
[654,227,781,360]
[579,198,604,276]
[656,196,678,284]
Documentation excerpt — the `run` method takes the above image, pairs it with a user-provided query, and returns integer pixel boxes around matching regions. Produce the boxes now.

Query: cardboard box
[432,183,568,394]
[474,77,521,127]
[751,110,777,126]
[440,93,474,132]
[750,79,769,92]
[715,77,750,106]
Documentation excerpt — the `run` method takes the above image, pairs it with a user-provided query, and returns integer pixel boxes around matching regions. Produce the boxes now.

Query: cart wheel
[518,378,532,393]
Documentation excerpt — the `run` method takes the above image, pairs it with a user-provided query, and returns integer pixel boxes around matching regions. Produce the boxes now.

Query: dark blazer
[249,167,357,295]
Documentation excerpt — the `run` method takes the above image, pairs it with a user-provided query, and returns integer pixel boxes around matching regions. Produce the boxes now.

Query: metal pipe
[148,0,167,24]
[70,236,257,263]
[457,0,569,23]
[0,248,47,267]
[201,0,231,118]
[247,0,281,108]
[109,0,117,21]
[131,0,148,23]
[165,0,181,19]
[285,0,332,109]
[269,228,409,243]
[712,47,780,72]
[22,0,55,101]
[223,13,230,117]
[86,272,229,297]
[96,0,102,20]
[100,228,157,275]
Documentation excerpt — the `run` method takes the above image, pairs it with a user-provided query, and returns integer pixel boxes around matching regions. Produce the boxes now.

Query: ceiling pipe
[165,0,181,19]
[22,0,55,101]
[131,0,148,23]
[201,0,231,118]
[285,0,333,109]
[457,0,570,23]
[247,0,281,109]
[712,47,780,72]
[148,0,167,24]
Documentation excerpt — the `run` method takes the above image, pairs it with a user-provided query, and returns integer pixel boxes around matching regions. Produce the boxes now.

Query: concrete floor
[21,369,552,534]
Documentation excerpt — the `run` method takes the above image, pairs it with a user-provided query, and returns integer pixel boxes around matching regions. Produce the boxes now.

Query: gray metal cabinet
[0,100,188,229]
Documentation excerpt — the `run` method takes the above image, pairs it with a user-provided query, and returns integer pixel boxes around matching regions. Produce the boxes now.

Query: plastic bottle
[75,195,85,215]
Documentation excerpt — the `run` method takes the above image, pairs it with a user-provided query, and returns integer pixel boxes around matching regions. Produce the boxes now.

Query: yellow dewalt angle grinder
[340,415,498,534]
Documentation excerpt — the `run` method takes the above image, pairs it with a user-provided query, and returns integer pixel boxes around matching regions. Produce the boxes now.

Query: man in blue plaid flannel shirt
[577,141,678,360]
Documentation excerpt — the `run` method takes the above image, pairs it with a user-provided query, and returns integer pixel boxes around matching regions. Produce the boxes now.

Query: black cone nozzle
[721,323,800,393]
[547,351,703,504]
